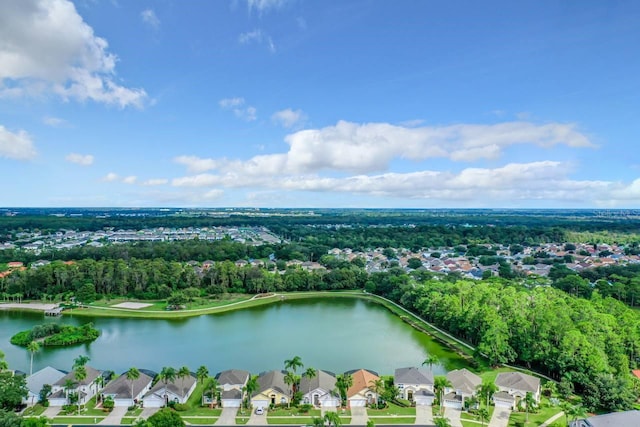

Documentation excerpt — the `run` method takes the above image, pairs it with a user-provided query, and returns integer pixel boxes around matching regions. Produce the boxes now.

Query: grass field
[369,416,416,424]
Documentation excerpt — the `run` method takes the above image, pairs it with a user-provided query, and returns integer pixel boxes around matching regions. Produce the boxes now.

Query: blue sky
[1,0,640,208]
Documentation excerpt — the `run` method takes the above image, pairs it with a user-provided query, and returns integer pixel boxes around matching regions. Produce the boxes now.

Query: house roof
[570,410,640,427]
[394,367,434,386]
[495,372,540,394]
[493,391,515,402]
[346,369,380,398]
[146,374,196,399]
[446,368,481,395]
[54,366,101,387]
[102,371,153,399]
[254,370,288,396]
[632,370,640,380]
[26,366,66,394]
[216,369,250,386]
[221,389,242,400]
[299,370,336,394]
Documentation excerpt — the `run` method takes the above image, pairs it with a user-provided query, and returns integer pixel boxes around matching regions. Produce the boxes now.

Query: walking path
[540,411,564,427]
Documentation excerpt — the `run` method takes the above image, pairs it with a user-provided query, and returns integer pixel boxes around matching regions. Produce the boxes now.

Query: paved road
[488,407,511,427]
[415,405,434,425]
[216,407,239,425]
[443,407,462,427]
[351,407,369,425]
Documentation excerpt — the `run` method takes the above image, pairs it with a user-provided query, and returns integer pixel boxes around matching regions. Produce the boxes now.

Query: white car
[255,407,264,415]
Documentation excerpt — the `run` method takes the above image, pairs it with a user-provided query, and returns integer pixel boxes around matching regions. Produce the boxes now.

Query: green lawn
[52,416,103,424]
[267,407,321,417]
[267,417,315,424]
[367,403,416,416]
[508,405,563,426]
[460,406,495,423]
[236,416,251,424]
[182,417,218,424]
[120,417,137,425]
[177,382,223,416]
[125,407,144,417]
[368,417,416,424]
[22,405,47,416]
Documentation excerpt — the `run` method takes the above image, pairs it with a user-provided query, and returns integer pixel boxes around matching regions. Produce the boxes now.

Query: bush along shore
[10,322,100,347]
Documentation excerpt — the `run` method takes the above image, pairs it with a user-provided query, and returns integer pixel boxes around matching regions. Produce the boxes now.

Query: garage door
[444,400,462,409]
[222,399,242,408]
[350,399,366,407]
[494,399,512,409]
[252,399,269,409]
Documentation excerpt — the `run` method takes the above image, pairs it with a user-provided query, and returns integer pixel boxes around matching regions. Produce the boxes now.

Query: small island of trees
[10,323,100,347]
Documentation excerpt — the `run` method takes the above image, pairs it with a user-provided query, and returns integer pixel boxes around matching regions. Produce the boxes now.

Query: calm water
[0,298,467,375]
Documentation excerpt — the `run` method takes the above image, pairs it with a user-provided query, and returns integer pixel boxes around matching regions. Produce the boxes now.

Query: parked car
[255,407,264,415]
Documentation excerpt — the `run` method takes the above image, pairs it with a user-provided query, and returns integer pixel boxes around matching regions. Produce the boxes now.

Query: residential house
[23,366,66,405]
[300,370,340,408]
[443,368,481,409]
[143,373,197,408]
[251,370,289,409]
[394,367,435,406]
[570,410,640,426]
[101,371,153,407]
[346,369,379,408]
[215,369,250,408]
[49,366,102,407]
[493,372,540,409]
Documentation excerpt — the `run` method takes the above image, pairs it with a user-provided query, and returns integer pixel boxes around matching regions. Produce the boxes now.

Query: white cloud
[272,108,306,128]
[141,178,168,186]
[65,152,94,166]
[174,155,218,173]
[219,97,257,121]
[246,0,289,13]
[122,175,137,184]
[101,172,119,182]
[140,9,160,30]
[238,29,275,53]
[0,125,37,160]
[43,116,68,127]
[0,0,147,108]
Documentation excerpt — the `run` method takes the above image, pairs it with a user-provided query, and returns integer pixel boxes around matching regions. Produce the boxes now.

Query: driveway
[140,407,159,420]
[216,406,239,425]
[443,407,463,427]
[415,405,434,426]
[321,405,337,417]
[42,406,62,419]
[247,408,268,425]
[351,407,369,425]
[99,406,127,425]
[489,407,512,427]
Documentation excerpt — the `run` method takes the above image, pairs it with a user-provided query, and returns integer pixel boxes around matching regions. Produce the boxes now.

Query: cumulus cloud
[122,175,137,184]
[141,178,168,186]
[219,97,257,121]
[0,125,37,160]
[140,9,160,29]
[0,0,147,108]
[65,153,94,166]
[238,29,275,53]
[246,0,289,13]
[272,108,306,128]
[43,116,68,127]
[101,172,119,182]
[174,155,218,173]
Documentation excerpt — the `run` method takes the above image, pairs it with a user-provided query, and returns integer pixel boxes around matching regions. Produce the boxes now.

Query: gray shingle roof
[222,389,242,400]
[495,372,540,394]
[394,367,434,386]
[493,391,515,402]
[571,410,640,427]
[54,366,101,387]
[446,368,481,395]
[216,369,250,387]
[299,370,336,393]
[146,374,196,399]
[102,371,153,399]
[254,370,288,396]
[26,366,65,394]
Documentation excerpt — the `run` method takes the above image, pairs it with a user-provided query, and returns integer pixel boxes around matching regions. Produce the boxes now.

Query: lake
[0,297,468,376]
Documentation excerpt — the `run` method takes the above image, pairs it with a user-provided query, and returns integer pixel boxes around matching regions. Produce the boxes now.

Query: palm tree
[433,376,452,416]
[304,367,317,403]
[524,391,536,423]
[434,417,452,427]
[196,366,209,385]
[311,416,324,427]
[74,365,87,413]
[477,407,489,427]
[369,378,385,408]
[177,366,190,401]
[284,356,304,374]
[27,341,40,376]
[127,368,141,406]
[158,367,176,406]
[73,354,90,369]
[243,376,258,409]
[0,350,8,371]
[335,374,353,407]
[204,377,219,408]
[477,380,498,408]
[422,355,440,373]
[566,404,586,426]
[323,411,342,427]
[284,370,298,408]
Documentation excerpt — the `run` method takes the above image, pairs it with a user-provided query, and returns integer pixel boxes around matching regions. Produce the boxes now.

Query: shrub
[172,403,189,412]
[298,404,313,413]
